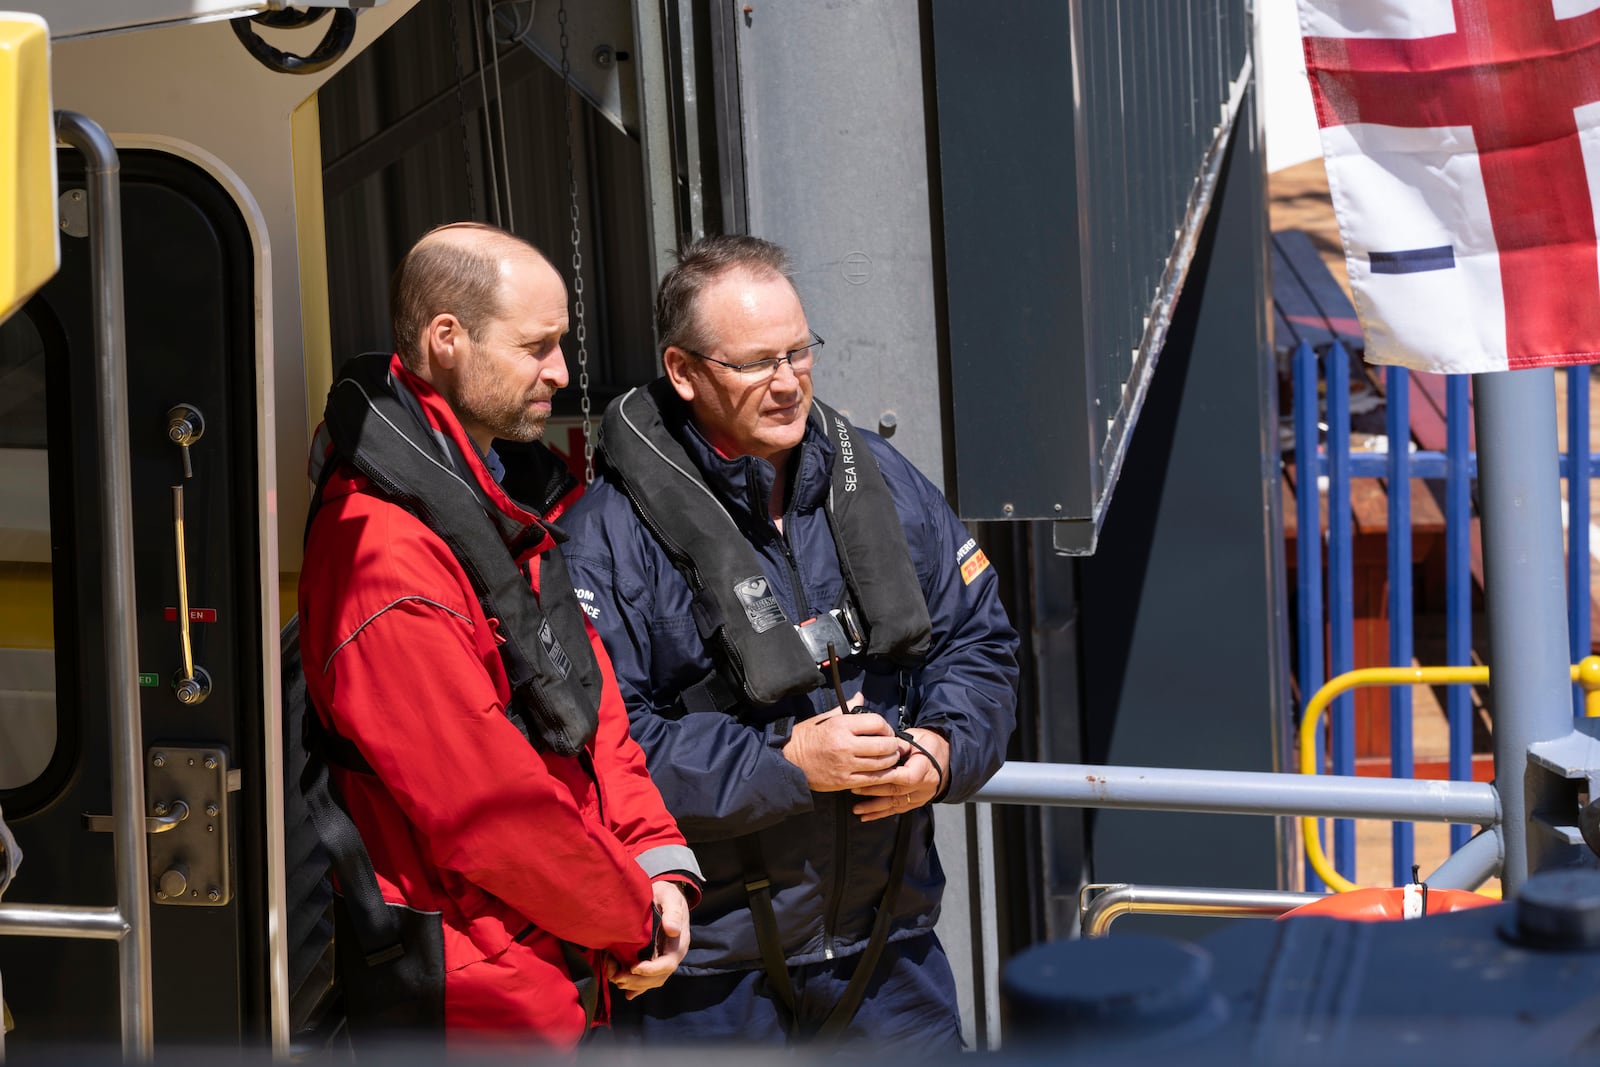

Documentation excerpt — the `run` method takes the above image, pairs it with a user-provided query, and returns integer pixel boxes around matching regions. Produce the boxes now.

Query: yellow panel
[0,563,54,650]
[279,571,299,629]
[0,13,58,325]
[292,94,333,443]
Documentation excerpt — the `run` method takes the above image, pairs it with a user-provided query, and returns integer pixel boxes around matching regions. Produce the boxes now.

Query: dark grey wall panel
[1079,89,1294,931]
[933,0,1253,544]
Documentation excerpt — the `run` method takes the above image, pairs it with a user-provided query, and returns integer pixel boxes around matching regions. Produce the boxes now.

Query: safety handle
[170,485,211,705]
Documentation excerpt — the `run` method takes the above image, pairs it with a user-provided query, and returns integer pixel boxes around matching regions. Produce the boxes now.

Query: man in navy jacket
[562,235,1017,1047]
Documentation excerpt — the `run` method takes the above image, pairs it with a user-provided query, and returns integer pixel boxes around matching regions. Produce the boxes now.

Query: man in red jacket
[299,222,700,1043]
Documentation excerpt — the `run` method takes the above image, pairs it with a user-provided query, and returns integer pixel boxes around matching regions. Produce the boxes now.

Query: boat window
[0,309,57,792]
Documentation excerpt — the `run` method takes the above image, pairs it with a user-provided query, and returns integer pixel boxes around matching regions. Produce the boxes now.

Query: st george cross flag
[1298,0,1600,373]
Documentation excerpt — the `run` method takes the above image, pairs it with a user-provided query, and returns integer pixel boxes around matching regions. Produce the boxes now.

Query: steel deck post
[1474,368,1575,894]
[1293,340,1325,891]
[1446,376,1473,851]
[1567,365,1590,715]
[1327,343,1356,879]
[1386,365,1415,885]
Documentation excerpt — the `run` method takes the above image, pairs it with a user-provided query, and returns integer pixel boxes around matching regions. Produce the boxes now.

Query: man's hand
[781,699,903,792]
[851,728,950,822]
[609,880,691,1001]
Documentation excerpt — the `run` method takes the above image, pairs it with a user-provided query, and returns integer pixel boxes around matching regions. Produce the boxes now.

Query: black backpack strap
[736,835,798,1017]
[299,713,403,967]
[304,706,374,775]
[814,815,914,1040]
[558,942,601,1033]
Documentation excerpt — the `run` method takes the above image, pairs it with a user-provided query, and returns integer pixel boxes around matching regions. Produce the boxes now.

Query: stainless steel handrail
[0,111,155,1062]
[1080,884,1323,938]
[973,760,1500,825]
[0,904,130,941]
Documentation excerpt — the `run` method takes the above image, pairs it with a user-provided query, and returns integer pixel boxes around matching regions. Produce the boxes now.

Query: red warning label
[164,607,218,623]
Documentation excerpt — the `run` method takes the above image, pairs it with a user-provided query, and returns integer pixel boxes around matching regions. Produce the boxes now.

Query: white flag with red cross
[1298,0,1600,373]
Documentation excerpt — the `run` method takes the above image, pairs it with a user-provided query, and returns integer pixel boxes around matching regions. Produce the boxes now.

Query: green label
[138,673,159,688]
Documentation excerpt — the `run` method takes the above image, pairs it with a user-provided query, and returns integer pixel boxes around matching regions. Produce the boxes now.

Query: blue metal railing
[1292,342,1597,889]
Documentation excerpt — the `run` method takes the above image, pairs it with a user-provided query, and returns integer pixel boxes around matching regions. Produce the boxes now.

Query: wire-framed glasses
[680,332,825,379]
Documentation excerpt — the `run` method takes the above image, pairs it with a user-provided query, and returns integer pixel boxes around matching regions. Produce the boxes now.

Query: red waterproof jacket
[299,357,698,1042]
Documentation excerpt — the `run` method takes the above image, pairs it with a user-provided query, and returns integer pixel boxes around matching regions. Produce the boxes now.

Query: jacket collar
[314,353,562,557]
[661,385,837,527]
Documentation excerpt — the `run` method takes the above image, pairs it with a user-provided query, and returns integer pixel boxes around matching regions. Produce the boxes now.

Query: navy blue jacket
[562,395,1018,975]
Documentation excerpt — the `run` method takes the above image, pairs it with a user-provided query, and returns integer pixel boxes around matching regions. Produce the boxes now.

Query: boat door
[0,145,273,1048]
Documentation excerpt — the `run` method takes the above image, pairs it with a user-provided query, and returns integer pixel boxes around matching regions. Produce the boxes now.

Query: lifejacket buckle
[794,609,863,666]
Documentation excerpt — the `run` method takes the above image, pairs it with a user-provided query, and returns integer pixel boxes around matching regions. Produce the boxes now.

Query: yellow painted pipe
[1298,657,1600,893]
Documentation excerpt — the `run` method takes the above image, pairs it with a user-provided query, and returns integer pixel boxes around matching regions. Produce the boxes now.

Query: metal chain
[485,0,515,232]
[446,0,478,220]
[558,0,594,483]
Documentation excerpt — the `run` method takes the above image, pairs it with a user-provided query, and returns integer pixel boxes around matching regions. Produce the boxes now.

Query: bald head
[390,222,556,371]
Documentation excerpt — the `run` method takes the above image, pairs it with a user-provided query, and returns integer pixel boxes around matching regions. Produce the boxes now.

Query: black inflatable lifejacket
[288,354,607,1042]
[599,378,933,710]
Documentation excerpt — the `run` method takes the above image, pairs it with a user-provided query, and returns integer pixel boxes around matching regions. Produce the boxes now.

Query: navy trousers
[608,934,964,1050]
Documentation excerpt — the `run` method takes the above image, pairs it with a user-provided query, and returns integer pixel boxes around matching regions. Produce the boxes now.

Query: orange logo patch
[960,549,991,585]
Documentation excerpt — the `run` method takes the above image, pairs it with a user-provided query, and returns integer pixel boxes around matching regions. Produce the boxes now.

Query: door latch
[82,745,238,906]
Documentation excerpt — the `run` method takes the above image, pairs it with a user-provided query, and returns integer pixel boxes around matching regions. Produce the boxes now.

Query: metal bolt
[152,753,166,768]
[152,801,169,816]
[190,889,199,898]
[593,44,614,68]
[1054,504,1063,513]
[205,804,218,817]
[187,758,195,767]
[1002,935,1216,1038]
[1514,869,1600,949]
[206,825,214,833]
[1002,503,1015,516]
[207,888,221,902]
[878,411,898,438]
[204,757,218,770]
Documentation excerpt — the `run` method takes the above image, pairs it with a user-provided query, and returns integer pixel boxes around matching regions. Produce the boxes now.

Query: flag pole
[1474,367,1575,895]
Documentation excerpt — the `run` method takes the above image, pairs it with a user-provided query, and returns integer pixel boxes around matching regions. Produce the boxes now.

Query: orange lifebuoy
[1279,887,1498,922]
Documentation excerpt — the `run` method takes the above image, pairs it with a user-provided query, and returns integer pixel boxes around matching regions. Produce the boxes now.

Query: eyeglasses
[680,333,825,379]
